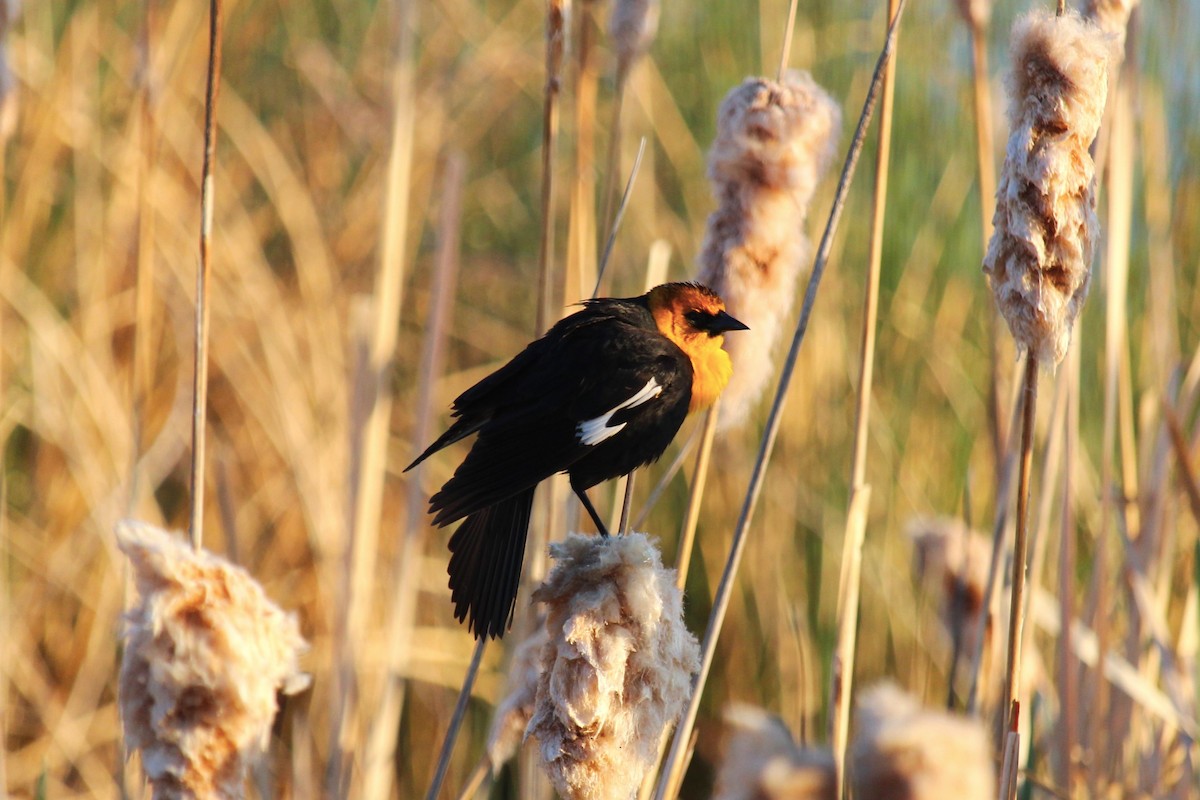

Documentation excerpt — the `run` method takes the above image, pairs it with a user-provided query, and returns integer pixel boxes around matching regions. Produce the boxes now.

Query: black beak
[708,309,750,333]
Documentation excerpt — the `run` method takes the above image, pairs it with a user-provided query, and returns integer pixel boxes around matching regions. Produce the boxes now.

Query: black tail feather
[446,487,536,639]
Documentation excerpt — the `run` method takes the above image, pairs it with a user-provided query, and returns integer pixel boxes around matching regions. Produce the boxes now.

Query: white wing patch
[576,378,663,446]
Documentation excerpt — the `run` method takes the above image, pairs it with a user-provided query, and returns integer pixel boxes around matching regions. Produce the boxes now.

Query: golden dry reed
[695,71,841,428]
[982,9,1114,367]
[712,705,835,800]
[849,683,994,800]
[116,520,308,800]
[609,0,660,71]
[526,532,699,800]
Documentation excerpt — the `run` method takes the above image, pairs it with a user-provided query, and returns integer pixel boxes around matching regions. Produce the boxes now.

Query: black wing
[425,302,692,526]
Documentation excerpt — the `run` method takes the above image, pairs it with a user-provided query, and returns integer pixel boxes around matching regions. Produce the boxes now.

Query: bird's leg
[570,478,611,537]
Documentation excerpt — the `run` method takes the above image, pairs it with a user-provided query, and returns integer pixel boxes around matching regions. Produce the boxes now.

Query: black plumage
[406,282,747,638]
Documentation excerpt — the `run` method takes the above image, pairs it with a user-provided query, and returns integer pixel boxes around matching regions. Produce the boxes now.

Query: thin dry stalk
[828,0,900,790]
[655,5,909,794]
[960,3,1006,480]
[537,0,566,336]
[190,0,222,549]
[566,2,600,305]
[1056,348,1080,795]
[332,0,416,788]
[965,376,1026,714]
[130,0,157,512]
[776,0,800,80]
[675,402,719,590]
[362,153,465,800]
[1002,354,1038,738]
[599,0,659,240]
[426,638,487,800]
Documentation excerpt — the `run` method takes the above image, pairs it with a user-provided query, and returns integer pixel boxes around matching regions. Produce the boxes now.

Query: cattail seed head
[527,532,699,800]
[850,683,994,800]
[696,71,841,428]
[906,517,991,661]
[983,10,1115,366]
[609,0,660,71]
[117,520,309,800]
[713,705,835,800]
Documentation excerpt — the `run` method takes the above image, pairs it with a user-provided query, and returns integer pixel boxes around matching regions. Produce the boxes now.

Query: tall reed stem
[828,1,899,793]
[426,638,487,800]
[654,4,909,794]
[1002,354,1038,741]
[190,0,222,550]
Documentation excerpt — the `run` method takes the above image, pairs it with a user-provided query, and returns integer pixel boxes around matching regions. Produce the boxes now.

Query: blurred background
[2,0,1198,796]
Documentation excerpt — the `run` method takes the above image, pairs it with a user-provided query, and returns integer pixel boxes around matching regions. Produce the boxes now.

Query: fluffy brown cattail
[117,520,309,800]
[713,705,835,800]
[906,516,991,661]
[982,10,1114,366]
[850,683,994,799]
[527,532,699,800]
[486,625,549,769]
[609,0,660,72]
[696,71,841,429]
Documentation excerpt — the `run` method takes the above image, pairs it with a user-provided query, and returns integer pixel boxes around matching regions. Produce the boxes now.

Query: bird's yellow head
[646,282,749,413]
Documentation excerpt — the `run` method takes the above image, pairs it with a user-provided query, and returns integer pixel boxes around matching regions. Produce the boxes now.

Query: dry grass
[3,0,1199,798]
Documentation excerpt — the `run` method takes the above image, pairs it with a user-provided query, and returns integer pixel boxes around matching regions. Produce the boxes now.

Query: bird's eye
[685,309,710,329]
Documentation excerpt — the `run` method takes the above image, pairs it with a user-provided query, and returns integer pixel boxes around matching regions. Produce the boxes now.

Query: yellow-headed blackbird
[406,282,748,638]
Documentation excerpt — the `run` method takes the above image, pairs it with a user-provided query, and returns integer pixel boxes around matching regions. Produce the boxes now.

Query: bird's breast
[687,340,734,413]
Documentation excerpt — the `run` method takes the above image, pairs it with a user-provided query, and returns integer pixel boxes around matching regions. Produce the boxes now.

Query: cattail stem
[594,137,646,296]
[674,402,719,590]
[776,0,800,81]
[965,18,1006,482]
[655,3,909,794]
[1057,347,1080,795]
[362,153,465,800]
[965,376,1024,714]
[829,1,900,792]
[537,0,565,336]
[427,638,487,800]
[599,62,630,249]
[1002,354,1038,742]
[190,0,222,551]
[130,0,157,514]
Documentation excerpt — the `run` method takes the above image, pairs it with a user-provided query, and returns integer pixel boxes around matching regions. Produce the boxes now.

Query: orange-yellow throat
[647,285,736,413]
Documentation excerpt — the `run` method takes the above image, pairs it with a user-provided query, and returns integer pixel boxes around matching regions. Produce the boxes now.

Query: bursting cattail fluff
[713,705,835,800]
[982,10,1114,366]
[850,683,994,799]
[117,520,309,800]
[696,71,841,428]
[527,532,699,800]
